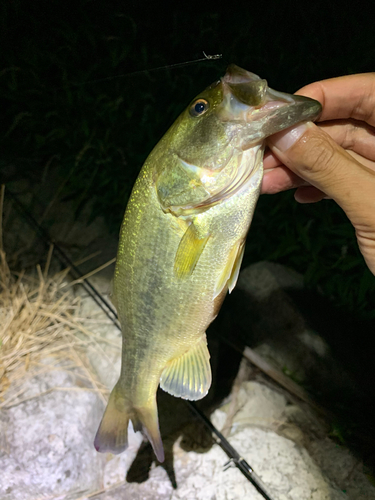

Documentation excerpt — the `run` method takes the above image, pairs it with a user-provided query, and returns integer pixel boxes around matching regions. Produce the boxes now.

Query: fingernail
[268,122,313,152]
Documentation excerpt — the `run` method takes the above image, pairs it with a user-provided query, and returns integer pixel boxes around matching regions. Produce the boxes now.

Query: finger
[295,73,375,127]
[294,186,327,203]
[347,150,375,171]
[262,138,375,195]
[261,166,308,194]
[296,74,375,126]
[267,121,375,225]
[316,120,375,164]
[263,149,283,170]
[266,121,375,170]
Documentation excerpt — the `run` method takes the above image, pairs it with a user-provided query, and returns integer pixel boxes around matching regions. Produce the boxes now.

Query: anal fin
[160,337,212,400]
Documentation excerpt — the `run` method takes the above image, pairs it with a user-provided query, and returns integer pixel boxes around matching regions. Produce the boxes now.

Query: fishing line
[5,186,276,500]
[52,52,222,91]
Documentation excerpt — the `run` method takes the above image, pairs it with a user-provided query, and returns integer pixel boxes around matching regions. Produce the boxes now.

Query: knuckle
[298,133,339,177]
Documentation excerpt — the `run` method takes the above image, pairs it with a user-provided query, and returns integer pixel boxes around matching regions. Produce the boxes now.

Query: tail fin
[94,381,164,462]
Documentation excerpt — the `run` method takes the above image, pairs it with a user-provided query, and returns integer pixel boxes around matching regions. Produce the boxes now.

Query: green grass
[1,1,375,318]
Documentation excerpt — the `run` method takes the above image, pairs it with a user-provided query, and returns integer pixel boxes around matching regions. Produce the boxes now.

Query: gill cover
[155,65,321,216]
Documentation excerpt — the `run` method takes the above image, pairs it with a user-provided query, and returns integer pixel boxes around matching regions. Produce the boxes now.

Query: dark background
[1,0,374,317]
[1,0,375,472]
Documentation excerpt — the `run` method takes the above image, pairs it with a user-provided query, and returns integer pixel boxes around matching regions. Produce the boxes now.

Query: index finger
[295,73,375,127]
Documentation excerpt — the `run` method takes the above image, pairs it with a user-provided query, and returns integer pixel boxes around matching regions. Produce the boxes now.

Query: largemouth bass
[94,65,321,462]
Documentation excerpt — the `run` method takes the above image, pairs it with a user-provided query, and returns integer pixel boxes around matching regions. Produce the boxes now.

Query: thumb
[267,122,375,275]
[267,122,375,224]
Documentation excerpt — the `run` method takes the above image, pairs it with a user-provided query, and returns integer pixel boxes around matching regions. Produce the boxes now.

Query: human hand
[262,73,375,275]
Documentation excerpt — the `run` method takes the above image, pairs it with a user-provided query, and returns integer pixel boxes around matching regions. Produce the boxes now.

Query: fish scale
[94,65,321,462]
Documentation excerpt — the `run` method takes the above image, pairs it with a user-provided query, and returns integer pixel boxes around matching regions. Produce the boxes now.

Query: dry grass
[0,247,115,408]
[0,186,118,410]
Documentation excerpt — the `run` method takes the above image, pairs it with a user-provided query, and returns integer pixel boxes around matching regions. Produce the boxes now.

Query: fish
[94,64,321,462]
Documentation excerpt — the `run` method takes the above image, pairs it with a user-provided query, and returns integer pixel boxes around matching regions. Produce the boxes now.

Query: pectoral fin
[174,223,210,279]
[160,337,212,400]
[227,240,245,293]
[213,240,245,299]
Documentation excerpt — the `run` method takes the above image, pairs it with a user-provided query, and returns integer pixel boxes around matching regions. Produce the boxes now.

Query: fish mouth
[157,66,322,218]
[221,64,322,139]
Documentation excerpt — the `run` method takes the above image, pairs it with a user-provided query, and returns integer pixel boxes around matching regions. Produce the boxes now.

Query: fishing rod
[5,186,277,500]
[188,401,275,500]
[6,188,121,331]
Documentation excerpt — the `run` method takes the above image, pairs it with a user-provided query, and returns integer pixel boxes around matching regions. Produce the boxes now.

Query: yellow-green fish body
[94,65,321,462]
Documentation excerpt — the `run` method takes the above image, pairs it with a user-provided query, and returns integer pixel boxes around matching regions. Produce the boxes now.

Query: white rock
[0,385,105,500]
[2,262,375,500]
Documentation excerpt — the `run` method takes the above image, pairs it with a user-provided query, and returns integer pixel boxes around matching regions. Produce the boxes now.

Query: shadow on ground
[125,274,375,487]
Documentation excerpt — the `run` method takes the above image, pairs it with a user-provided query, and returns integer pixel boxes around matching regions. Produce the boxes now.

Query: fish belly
[94,156,262,462]
[114,159,262,399]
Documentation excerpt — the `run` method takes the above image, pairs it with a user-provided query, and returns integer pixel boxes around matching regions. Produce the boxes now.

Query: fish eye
[189,98,209,117]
